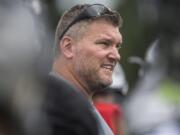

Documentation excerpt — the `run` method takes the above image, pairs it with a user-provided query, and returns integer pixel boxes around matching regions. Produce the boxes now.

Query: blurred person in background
[125,0,180,135]
[43,3,123,135]
[93,63,128,135]
[0,0,52,135]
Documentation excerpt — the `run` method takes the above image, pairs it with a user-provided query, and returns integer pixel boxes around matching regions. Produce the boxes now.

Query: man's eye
[99,42,109,46]
[116,45,122,50]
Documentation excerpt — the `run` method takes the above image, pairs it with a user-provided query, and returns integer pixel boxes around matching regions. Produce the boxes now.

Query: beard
[72,46,114,93]
[78,68,109,93]
[73,57,112,93]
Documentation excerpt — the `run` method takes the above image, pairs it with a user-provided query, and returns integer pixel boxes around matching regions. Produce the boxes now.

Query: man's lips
[101,64,115,71]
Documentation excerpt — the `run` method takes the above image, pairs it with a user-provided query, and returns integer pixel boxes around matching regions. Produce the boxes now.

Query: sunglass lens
[87,5,106,17]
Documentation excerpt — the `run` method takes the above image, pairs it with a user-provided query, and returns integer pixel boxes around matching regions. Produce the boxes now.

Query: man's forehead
[84,20,122,42]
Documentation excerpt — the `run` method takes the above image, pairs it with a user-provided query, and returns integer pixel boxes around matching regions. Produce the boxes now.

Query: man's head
[54,4,123,95]
[54,4,122,56]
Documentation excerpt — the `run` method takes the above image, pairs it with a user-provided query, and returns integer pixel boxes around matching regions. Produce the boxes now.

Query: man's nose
[108,47,120,61]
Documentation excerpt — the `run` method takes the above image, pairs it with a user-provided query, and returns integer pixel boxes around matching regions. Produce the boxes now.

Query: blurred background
[0,0,180,135]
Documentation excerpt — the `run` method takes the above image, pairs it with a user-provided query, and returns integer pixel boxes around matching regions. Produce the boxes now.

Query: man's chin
[100,73,112,83]
[101,79,112,88]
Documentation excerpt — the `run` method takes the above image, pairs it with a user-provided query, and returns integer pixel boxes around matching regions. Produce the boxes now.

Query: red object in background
[94,102,124,135]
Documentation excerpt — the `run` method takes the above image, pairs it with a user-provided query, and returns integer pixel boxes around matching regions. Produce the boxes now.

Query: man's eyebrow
[96,34,122,44]
[95,38,113,43]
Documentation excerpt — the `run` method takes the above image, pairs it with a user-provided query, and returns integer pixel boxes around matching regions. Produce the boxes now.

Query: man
[44,3,123,135]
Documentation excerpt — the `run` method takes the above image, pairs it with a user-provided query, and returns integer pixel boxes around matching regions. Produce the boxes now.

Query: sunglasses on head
[59,4,116,40]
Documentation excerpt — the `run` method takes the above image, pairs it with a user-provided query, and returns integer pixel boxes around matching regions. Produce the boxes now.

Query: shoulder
[42,74,98,135]
[45,74,87,104]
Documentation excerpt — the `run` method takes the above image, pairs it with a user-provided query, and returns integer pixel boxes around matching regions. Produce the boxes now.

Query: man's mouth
[101,64,115,71]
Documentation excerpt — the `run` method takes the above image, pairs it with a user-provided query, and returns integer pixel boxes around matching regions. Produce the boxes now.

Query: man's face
[73,20,122,91]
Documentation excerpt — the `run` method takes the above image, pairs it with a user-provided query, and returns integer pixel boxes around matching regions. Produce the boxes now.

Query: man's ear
[59,36,74,58]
